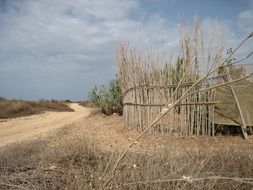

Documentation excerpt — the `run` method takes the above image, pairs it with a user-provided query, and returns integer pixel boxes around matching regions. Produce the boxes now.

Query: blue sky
[0,0,252,101]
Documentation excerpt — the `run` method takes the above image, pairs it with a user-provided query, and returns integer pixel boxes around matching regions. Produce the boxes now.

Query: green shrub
[89,79,123,115]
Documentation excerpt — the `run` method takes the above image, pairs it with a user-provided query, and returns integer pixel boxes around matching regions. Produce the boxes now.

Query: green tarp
[214,64,253,126]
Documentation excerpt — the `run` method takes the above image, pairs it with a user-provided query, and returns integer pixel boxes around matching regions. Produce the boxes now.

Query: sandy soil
[0,103,91,147]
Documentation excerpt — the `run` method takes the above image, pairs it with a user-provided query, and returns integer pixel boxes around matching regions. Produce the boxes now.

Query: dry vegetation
[0,113,253,190]
[0,97,73,119]
[78,100,93,108]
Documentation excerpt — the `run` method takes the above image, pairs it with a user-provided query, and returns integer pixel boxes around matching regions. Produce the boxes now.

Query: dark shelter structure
[214,64,253,138]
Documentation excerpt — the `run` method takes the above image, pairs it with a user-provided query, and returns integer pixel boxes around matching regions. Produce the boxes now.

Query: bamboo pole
[223,66,248,139]
[123,101,219,106]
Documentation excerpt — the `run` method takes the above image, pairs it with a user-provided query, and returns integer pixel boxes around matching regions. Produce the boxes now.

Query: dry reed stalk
[120,176,253,187]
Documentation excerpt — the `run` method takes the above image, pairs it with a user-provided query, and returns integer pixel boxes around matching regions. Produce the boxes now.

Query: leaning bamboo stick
[223,66,248,139]
[123,101,219,106]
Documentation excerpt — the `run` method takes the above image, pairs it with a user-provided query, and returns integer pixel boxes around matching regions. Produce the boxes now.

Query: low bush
[89,79,123,115]
[0,97,73,119]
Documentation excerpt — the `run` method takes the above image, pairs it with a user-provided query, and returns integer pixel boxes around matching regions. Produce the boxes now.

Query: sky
[0,0,252,101]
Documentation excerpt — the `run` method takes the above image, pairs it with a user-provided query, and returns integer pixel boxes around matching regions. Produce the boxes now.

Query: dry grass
[0,119,252,190]
[79,100,93,108]
[0,97,74,119]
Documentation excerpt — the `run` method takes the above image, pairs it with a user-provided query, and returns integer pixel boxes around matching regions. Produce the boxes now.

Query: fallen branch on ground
[119,176,253,187]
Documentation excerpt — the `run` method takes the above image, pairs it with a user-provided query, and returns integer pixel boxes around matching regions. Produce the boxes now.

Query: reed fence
[122,81,216,136]
[117,45,218,136]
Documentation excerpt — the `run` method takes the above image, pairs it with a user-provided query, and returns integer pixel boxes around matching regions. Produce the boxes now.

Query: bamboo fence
[117,46,217,136]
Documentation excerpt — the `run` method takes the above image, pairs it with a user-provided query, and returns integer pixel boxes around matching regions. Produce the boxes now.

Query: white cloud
[0,0,179,71]
[238,9,253,33]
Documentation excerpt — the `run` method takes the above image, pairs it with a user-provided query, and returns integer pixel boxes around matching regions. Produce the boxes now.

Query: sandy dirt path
[0,103,91,147]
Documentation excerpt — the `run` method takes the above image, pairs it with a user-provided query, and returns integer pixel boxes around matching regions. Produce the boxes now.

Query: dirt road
[0,103,91,147]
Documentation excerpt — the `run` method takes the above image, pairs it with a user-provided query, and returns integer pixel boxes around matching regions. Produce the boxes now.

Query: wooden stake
[223,66,248,139]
